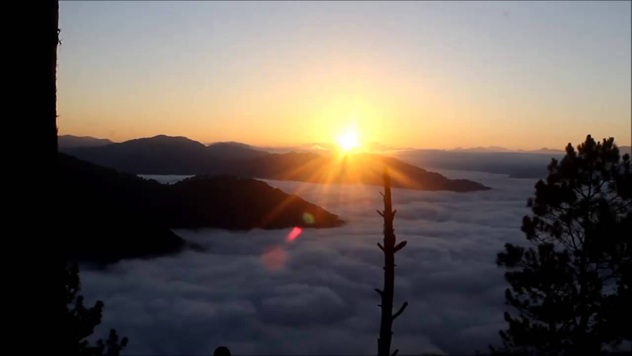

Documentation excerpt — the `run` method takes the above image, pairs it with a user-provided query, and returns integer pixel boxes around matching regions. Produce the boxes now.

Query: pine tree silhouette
[64,262,129,356]
[492,135,632,355]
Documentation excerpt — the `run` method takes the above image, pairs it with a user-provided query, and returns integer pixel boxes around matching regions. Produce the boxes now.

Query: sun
[336,129,361,152]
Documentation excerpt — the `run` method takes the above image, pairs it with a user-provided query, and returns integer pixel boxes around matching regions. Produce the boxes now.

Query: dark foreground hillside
[59,153,344,264]
[163,175,345,229]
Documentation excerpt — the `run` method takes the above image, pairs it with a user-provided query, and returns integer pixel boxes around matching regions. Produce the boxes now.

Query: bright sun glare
[336,130,361,152]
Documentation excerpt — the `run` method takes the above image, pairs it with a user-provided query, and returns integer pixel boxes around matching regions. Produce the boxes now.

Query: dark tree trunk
[43,2,64,352]
[41,1,59,156]
[21,0,63,352]
[376,169,408,356]
[9,0,62,351]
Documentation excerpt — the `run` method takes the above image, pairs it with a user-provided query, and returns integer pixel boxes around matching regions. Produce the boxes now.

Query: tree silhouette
[493,135,631,355]
[64,262,129,356]
[376,168,408,356]
[7,1,63,347]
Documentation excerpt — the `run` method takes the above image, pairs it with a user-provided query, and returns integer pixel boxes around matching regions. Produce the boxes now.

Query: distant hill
[452,146,568,154]
[448,144,629,155]
[63,135,216,174]
[58,134,113,148]
[392,149,558,179]
[395,142,632,179]
[62,135,266,175]
[206,141,268,161]
[531,147,565,154]
[452,146,510,152]
[235,152,490,192]
[62,135,490,192]
[60,153,344,264]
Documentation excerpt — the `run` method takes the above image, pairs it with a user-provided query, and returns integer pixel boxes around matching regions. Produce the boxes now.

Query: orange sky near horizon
[57,1,631,151]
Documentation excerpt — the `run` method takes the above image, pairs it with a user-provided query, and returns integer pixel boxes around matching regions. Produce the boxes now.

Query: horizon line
[58,132,632,154]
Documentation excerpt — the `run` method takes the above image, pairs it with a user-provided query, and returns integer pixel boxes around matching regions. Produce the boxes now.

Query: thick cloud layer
[79,169,537,355]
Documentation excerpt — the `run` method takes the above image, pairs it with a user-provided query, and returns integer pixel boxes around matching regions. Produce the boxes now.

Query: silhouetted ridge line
[62,134,491,192]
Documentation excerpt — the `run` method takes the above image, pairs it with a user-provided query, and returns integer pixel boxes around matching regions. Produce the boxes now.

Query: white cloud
[78,169,537,355]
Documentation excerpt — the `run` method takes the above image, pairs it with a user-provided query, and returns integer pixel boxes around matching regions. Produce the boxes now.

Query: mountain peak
[58,135,114,148]
[207,141,254,149]
[122,135,206,148]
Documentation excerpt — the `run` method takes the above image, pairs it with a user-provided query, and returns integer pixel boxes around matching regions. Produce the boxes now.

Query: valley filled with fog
[79,169,538,355]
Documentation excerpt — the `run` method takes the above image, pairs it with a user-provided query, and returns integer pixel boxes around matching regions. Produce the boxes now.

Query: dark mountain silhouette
[62,135,490,192]
[60,153,344,264]
[532,147,565,154]
[63,135,212,174]
[63,135,256,175]
[61,150,182,264]
[163,175,344,229]
[236,152,490,192]
[58,134,114,148]
[205,141,268,161]
[452,146,510,152]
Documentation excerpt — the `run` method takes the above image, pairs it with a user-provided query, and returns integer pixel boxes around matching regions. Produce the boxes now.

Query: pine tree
[64,263,129,356]
[493,135,632,355]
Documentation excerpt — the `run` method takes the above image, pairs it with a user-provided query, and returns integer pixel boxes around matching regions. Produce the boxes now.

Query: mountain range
[393,143,632,179]
[60,135,491,192]
[58,134,114,148]
[59,135,630,155]
[60,153,343,264]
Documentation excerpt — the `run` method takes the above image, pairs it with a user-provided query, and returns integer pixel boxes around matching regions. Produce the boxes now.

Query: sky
[58,1,631,150]
[79,170,535,355]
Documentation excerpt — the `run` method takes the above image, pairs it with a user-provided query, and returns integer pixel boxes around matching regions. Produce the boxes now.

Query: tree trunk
[29,0,62,352]
[376,169,408,356]
[11,0,61,352]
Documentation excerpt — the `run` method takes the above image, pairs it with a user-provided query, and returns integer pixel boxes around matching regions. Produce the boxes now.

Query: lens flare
[261,245,287,271]
[286,226,303,243]
[302,212,315,224]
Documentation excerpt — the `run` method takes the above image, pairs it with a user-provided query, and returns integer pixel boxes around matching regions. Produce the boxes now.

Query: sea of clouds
[79,169,538,355]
